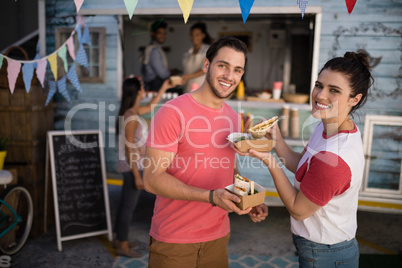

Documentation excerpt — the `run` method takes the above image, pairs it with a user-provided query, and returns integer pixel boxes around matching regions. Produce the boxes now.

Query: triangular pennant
[296,0,309,19]
[57,45,69,73]
[76,25,83,44]
[124,0,139,20]
[74,0,84,13]
[177,0,194,24]
[36,58,47,88]
[22,63,34,93]
[239,0,255,24]
[46,80,57,106]
[57,76,71,102]
[47,53,58,81]
[345,0,357,14]
[66,36,76,60]
[82,25,91,45]
[75,44,89,69]
[66,64,82,92]
[33,52,40,68]
[6,59,21,94]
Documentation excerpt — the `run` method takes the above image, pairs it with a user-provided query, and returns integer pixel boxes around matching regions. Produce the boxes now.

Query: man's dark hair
[150,20,167,33]
[206,36,248,67]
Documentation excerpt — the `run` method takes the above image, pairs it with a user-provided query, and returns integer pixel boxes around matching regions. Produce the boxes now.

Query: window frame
[55,26,106,83]
[361,114,402,199]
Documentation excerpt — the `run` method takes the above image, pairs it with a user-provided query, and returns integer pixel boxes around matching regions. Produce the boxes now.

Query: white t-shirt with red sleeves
[291,122,364,245]
[146,93,241,244]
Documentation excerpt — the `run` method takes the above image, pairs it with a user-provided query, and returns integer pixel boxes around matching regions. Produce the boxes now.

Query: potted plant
[0,136,9,170]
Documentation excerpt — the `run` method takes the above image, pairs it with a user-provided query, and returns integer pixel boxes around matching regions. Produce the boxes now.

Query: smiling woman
[236,51,374,267]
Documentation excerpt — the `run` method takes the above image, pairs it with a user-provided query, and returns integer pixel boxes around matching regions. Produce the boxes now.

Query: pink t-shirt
[146,94,241,243]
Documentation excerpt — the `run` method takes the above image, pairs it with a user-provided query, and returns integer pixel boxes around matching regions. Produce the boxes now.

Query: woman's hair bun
[344,50,371,70]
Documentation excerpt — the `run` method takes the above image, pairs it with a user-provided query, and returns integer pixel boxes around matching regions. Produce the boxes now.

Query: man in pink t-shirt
[144,37,268,267]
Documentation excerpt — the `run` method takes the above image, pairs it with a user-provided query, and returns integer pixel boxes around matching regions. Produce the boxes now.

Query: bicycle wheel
[0,186,33,255]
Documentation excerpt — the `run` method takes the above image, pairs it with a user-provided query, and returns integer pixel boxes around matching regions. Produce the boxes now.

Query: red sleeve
[146,104,182,153]
[300,151,351,206]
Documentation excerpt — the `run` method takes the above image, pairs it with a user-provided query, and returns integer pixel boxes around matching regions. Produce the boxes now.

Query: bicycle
[0,170,33,256]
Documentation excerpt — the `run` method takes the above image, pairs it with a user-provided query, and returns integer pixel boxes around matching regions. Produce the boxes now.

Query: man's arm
[143,146,252,214]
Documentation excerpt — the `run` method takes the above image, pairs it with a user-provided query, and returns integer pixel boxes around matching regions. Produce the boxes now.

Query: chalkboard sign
[47,130,112,252]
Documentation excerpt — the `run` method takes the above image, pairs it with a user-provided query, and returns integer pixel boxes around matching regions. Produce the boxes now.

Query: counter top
[225,99,311,110]
[141,97,311,110]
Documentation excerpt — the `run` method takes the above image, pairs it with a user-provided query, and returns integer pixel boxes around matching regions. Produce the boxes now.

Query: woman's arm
[138,79,171,115]
[250,151,321,221]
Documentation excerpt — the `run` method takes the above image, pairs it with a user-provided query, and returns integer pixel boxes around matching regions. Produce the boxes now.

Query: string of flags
[73,0,358,23]
[0,16,89,106]
[1,0,360,106]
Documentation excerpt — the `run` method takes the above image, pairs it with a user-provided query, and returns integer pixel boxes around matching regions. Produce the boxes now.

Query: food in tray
[234,174,258,195]
[227,133,254,143]
[234,186,248,196]
[227,132,275,153]
[225,177,267,209]
[248,116,279,139]
[232,135,256,143]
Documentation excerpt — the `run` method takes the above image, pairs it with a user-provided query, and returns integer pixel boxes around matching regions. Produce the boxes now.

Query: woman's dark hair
[319,50,374,115]
[190,22,211,44]
[116,77,141,135]
[206,36,248,67]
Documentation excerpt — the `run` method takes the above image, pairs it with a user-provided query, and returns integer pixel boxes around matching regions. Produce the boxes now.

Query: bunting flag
[57,76,71,102]
[74,0,84,13]
[36,58,47,88]
[75,44,89,69]
[82,25,91,45]
[47,53,59,81]
[239,0,255,24]
[76,24,82,44]
[22,63,34,93]
[0,16,87,99]
[296,0,308,18]
[67,64,82,92]
[124,0,139,20]
[66,36,76,60]
[46,80,57,106]
[58,45,68,73]
[7,59,21,94]
[345,0,357,14]
[178,0,194,24]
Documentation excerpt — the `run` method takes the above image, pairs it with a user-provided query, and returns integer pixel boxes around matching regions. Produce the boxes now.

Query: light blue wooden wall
[46,1,121,169]
[46,0,401,175]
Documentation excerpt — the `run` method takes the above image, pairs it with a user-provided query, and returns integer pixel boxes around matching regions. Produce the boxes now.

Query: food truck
[1,0,401,214]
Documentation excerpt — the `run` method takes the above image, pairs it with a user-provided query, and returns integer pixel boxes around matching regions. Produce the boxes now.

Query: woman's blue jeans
[292,234,359,267]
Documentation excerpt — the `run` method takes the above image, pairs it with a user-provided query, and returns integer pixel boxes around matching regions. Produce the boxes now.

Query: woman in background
[181,22,211,93]
[114,76,170,258]
[244,51,374,267]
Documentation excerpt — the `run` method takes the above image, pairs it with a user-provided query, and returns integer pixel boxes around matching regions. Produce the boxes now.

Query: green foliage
[0,137,9,151]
